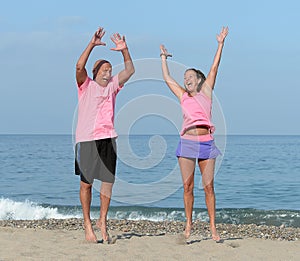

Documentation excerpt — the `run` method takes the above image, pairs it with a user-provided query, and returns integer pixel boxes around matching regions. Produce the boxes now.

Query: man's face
[95,62,112,87]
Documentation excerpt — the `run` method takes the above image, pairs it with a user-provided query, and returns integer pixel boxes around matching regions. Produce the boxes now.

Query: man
[75,27,134,242]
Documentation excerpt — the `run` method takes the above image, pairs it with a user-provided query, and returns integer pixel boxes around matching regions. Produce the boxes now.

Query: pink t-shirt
[75,75,123,143]
[180,90,215,136]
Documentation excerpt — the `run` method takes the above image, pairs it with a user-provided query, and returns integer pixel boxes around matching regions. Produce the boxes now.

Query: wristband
[160,53,172,59]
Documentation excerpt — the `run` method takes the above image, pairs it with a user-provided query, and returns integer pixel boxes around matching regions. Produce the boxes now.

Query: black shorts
[75,138,117,184]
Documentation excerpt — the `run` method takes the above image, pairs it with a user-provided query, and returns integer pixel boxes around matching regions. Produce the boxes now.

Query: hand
[110,33,127,51]
[160,44,172,58]
[216,26,229,44]
[91,27,106,46]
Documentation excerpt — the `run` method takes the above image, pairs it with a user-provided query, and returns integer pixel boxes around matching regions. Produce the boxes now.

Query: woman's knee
[183,182,194,193]
[203,183,214,195]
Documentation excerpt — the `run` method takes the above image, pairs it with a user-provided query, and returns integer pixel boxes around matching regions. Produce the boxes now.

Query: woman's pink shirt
[180,90,215,136]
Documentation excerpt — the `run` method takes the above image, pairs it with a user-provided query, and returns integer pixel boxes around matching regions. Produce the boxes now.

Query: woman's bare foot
[210,226,220,241]
[184,222,192,239]
[96,219,109,241]
[84,223,97,243]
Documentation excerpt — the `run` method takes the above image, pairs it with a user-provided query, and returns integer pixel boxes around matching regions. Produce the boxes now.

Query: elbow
[76,62,85,73]
[124,60,135,76]
[129,66,135,77]
[163,73,171,82]
[210,66,218,76]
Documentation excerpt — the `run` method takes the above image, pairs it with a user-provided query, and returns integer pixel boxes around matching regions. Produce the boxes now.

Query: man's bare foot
[84,223,97,243]
[96,219,109,241]
[184,222,192,239]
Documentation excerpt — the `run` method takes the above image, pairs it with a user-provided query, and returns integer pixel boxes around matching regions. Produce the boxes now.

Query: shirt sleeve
[77,76,91,93]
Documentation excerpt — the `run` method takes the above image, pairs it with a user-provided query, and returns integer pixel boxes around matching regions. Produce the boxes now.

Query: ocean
[0,134,299,228]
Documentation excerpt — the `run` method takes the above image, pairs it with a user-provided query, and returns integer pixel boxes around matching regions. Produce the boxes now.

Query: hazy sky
[1,0,299,135]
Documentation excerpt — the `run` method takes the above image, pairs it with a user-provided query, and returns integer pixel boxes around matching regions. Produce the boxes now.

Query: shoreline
[0,218,299,241]
[1,219,299,261]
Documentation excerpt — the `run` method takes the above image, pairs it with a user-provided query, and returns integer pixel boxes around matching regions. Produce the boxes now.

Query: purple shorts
[176,138,221,159]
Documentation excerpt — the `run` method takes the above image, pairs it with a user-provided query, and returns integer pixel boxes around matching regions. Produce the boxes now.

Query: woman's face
[184,70,201,93]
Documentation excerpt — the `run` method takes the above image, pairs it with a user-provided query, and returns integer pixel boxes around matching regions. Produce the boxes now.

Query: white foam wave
[0,198,80,220]
[107,209,188,222]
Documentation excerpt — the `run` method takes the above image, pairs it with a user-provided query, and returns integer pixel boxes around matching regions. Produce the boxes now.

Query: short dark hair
[185,68,206,92]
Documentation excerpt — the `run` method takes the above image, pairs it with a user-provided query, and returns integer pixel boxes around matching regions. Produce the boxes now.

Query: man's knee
[80,181,92,191]
[100,182,113,198]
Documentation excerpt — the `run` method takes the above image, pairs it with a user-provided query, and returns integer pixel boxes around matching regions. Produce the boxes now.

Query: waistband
[180,133,214,142]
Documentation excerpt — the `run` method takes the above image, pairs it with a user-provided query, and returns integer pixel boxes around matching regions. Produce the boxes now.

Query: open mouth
[186,83,192,88]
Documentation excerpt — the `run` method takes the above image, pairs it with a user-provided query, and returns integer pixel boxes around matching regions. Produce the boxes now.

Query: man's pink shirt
[75,75,123,143]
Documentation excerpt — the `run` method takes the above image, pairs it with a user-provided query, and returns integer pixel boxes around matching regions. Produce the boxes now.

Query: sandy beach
[0,219,299,261]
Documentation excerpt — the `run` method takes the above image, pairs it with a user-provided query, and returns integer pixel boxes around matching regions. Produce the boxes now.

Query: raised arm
[76,27,106,86]
[204,27,229,93]
[160,45,185,101]
[111,33,135,86]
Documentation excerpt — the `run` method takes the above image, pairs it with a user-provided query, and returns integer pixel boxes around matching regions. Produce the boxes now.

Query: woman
[160,27,228,241]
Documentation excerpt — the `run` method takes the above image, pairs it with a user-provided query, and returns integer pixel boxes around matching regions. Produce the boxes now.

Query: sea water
[0,134,299,227]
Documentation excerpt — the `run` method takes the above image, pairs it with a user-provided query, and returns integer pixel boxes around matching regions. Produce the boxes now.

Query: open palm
[160,44,172,57]
[216,27,229,43]
[111,33,127,51]
[92,27,106,46]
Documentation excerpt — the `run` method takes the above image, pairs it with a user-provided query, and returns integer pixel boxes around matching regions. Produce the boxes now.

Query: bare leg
[96,182,113,241]
[178,157,196,239]
[80,181,97,242]
[198,158,220,241]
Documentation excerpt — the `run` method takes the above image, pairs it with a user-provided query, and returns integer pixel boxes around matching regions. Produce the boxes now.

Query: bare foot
[176,234,187,245]
[96,219,109,241]
[184,222,192,239]
[210,226,221,241]
[84,223,97,243]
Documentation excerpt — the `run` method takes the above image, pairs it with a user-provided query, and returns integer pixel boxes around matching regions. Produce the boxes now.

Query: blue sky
[1,0,299,135]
